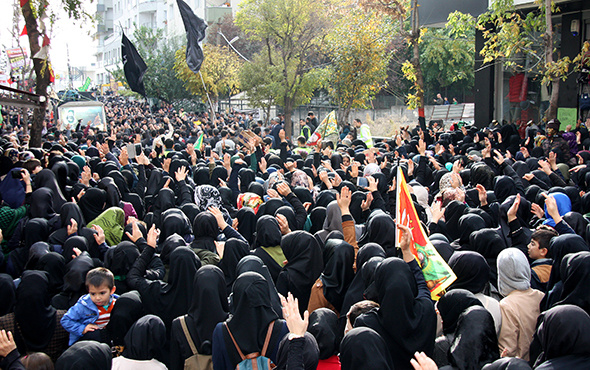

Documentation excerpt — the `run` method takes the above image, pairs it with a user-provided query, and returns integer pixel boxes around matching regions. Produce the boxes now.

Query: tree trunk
[284,98,294,139]
[544,0,559,121]
[22,0,49,148]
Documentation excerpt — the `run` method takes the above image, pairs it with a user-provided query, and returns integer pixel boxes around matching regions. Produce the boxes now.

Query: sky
[0,0,96,76]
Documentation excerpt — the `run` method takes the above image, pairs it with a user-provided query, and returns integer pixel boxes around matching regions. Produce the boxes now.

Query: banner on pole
[396,167,456,300]
[307,110,339,146]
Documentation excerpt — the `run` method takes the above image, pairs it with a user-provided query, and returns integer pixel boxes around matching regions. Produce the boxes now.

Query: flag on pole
[20,26,27,36]
[121,32,147,97]
[307,110,339,146]
[176,0,208,74]
[396,167,456,300]
[195,132,204,151]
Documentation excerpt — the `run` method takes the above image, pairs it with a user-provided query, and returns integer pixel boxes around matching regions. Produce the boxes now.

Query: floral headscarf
[237,192,263,214]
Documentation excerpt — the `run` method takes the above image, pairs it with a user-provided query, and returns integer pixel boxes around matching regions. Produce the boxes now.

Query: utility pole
[67,45,73,89]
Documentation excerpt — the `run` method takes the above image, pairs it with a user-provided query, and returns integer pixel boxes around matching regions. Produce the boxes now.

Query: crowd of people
[0,95,590,370]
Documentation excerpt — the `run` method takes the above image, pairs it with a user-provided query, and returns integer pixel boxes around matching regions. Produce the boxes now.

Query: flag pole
[198,70,216,120]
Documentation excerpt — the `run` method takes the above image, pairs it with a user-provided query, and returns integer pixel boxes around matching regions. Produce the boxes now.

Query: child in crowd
[528,226,556,292]
[61,267,119,345]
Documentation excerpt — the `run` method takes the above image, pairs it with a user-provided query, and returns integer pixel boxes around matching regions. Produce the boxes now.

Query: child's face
[88,283,116,307]
[528,239,546,260]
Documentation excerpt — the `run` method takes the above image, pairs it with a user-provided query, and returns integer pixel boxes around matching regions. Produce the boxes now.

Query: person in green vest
[354,118,373,148]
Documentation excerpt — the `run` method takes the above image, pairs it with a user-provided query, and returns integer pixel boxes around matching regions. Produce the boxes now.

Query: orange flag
[396,166,456,300]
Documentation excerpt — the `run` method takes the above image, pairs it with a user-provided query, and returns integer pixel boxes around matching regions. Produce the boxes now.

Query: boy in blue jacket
[61,267,119,345]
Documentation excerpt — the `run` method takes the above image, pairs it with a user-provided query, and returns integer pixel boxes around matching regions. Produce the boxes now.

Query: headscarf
[354,258,437,369]
[218,238,250,290]
[29,188,56,220]
[534,305,590,367]
[188,265,229,353]
[340,327,393,370]
[159,209,192,243]
[482,358,532,370]
[15,271,56,351]
[543,192,572,227]
[448,251,491,294]
[34,169,67,211]
[225,272,280,356]
[62,236,89,264]
[234,255,283,318]
[138,247,201,329]
[37,252,66,296]
[497,248,531,297]
[448,306,499,370]
[104,241,140,291]
[276,332,319,370]
[320,239,355,313]
[457,214,487,246]
[358,211,396,257]
[340,243,386,316]
[557,251,590,315]
[494,175,518,204]
[236,207,257,245]
[277,230,323,313]
[437,289,483,335]
[547,234,589,290]
[55,341,112,370]
[444,201,468,241]
[237,192,263,214]
[307,308,340,360]
[88,207,125,246]
[122,314,166,362]
[0,273,16,316]
[108,290,144,346]
[309,207,327,234]
[78,188,107,224]
[24,241,50,271]
[194,185,223,211]
[191,211,219,253]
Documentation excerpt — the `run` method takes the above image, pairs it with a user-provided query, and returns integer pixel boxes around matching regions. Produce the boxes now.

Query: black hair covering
[277,231,324,313]
[340,243,386,316]
[448,251,491,294]
[34,169,67,210]
[236,207,257,245]
[309,207,327,234]
[468,228,506,286]
[556,251,590,315]
[29,188,56,219]
[108,290,144,346]
[340,327,393,370]
[315,190,337,208]
[437,289,483,335]
[534,305,590,368]
[191,212,218,253]
[122,314,166,362]
[494,175,518,204]
[239,168,256,193]
[447,306,499,370]
[257,198,284,218]
[138,247,201,329]
[159,208,192,242]
[354,258,437,369]
[432,239,454,262]
[181,203,200,225]
[307,308,340,360]
[457,214,487,246]
[546,234,589,290]
[276,332,319,370]
[188,265,229,353]
[218,238,250,291]
[482,357,532,370]
[24,241,50,271]
[104,241,140,291]
[234,255,282,319]
[210,166,228,187]
[470,163,495,190]
[62,235,89,264]
[225,271,281,356]
[78,188,107,223]
[320,240,355,313]
[59,201,86,228]
[349,191,366,224]
[358,211,396,257]
[55,252,95,309]
[15,271,56,352]
[193,166,210,186]
[562,212,588,240]
[444,201,468,241]
[254,215,282,249]
[37,252,66,296]
[121,221,147,245]
[0,273,15,316]
[55,340,112,370]
[247,182,265,198]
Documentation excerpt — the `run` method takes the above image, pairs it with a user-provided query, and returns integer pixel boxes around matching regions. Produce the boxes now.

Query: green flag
[195,132,204,151]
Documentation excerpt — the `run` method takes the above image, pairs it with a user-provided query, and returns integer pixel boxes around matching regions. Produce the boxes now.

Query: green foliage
[236,0,330,133]
[174,44,242,105]
[420,19,475,92]
[239,52,281,123]
[325,6,392,123]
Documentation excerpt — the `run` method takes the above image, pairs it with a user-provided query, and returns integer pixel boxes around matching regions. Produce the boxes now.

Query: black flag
[177,0,208,73]
[121,32,148,97]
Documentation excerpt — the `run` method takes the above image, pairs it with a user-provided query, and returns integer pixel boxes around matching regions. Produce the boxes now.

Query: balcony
[138,0,158,14]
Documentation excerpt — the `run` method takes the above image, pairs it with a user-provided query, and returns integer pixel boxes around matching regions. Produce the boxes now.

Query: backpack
[224,321,276,370]
[179,316,213,370]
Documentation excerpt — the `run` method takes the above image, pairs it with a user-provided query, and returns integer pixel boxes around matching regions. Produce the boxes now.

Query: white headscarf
[497,248,531,297]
